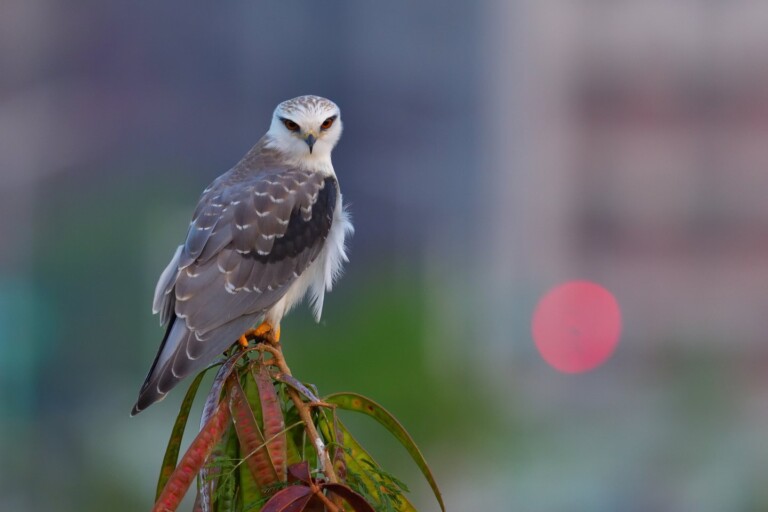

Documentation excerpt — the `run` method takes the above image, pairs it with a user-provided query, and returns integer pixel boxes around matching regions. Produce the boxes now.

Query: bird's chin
[285,145,333,170]
[265,136,335,169]
[302,139,332,156]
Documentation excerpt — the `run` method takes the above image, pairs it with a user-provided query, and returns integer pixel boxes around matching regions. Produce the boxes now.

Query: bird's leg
[240,322,281,346]
[252,322,272,338]
[259,323,281,345]
[237,325,267,348]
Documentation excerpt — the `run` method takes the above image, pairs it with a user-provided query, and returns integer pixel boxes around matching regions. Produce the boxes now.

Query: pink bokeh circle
[532,280,622,373]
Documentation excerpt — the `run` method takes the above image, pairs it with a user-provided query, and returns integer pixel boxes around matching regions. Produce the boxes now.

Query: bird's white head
[266,95,342,168]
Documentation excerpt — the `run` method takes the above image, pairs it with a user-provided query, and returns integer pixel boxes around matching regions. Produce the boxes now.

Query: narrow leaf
[282,403,304,467]
[156,370,207,500]
[213,424,239,512]
[200,353,242,431]
[227,375,280,488]
[325,393,445,512]
[237,447,264,511]
[242,365,263,426]
[255,365,287,480]
[197,422,233,512]
[318,414,417,511]
[271,372,322,403]
[332,410,347,483]
[285,426,304,468]
[199,444,221,510]
[153,400,231,512]
[197,357,243,511]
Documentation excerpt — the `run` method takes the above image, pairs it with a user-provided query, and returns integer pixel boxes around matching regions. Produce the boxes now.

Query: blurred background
[2,1,768,510]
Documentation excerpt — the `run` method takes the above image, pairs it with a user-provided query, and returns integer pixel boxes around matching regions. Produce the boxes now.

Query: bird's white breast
[263,188,353,327]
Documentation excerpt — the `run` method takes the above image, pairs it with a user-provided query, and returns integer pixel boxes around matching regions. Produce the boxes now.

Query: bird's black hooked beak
[304,133,317,154]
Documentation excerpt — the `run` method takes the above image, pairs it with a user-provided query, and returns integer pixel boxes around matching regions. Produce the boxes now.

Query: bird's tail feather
[131,315,258,415]
[131,317,191,415]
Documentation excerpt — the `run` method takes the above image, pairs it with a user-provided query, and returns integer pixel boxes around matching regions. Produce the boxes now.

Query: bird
[132,95,353,415]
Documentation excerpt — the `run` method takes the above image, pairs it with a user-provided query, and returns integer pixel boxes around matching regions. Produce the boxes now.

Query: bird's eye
[320,115,337,130]
[281,118,300,132]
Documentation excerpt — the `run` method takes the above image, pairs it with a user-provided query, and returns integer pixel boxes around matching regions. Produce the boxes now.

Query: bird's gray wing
[133,169,338,415]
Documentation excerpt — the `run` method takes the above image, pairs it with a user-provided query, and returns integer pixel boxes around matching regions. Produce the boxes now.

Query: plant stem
[257,343,339,483]
[313,487,341,512]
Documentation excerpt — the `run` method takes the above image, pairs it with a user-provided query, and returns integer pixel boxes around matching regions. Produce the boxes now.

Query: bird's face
[267,95,342,164]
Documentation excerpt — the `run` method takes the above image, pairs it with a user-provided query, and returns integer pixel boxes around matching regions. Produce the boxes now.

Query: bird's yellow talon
[253,322,272,337]
[241,322,281,345]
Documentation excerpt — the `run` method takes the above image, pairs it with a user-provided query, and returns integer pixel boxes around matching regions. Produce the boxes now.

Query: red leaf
[197,356,241,511]
[324,484,377,512]
[152,400,230,512]
[227,375,280,487]
[287,461,312,484]
[281,494,320,512]
[261,485,312,512]
[199,354,241,430]
[200,423,238,512]
[255,364,287,480]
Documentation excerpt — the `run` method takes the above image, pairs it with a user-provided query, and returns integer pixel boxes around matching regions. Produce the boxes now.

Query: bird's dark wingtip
[130,403,142,416]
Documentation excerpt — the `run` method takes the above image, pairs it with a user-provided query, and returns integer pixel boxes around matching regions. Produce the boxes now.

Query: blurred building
[431,1,768,510]
[469,0,768,352]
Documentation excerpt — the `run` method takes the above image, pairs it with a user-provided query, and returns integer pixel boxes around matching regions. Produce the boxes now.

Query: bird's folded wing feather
[150,168,337,363]
[134,169,338,414]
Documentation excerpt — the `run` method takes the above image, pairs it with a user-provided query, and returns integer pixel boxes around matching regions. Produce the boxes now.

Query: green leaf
[227,375,280,488]
[237,443,264,511]
[281,401,304,468]
[324,392,445,512]
[198,423,231,511]
[317,414,417,512]
[241,366,263,429]
[218,424,242,512]
[156,370,207,500]
[331,410,348,483]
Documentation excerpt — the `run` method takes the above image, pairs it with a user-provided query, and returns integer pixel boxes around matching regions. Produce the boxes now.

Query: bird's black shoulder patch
[253,177,337,263]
